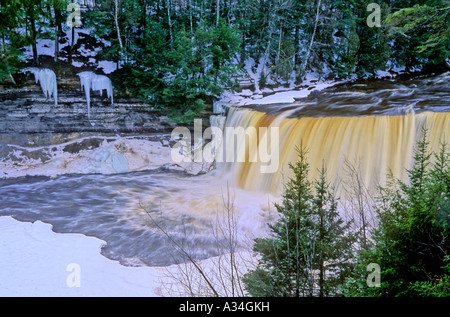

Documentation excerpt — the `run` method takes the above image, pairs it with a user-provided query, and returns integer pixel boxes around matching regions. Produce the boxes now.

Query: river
[0,72,449,267]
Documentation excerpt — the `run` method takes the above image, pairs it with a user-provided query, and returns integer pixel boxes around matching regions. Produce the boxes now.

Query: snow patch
[221,74,342,107]
[0,216,163,296]
[97,60,117,74]
[79,44,96,57]
[72,61,84,67]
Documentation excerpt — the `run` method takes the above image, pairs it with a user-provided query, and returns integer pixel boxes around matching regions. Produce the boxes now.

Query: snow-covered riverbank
[0,215,259,297]
[0,216,163,296]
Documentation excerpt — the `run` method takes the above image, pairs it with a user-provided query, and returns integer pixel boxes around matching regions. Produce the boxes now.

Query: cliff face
[0,73,177,135]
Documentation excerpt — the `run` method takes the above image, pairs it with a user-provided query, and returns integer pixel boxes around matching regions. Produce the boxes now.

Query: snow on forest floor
[22,29,117,75]
[220,73,345,107]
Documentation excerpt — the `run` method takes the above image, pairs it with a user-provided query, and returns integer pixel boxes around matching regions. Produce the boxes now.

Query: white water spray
[77,71,114,119]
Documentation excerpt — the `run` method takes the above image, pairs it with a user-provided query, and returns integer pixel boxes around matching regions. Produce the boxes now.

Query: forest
[0,0,449,123]
[0,0,449,298]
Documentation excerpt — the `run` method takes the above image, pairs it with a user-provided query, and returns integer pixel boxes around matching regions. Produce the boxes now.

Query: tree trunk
[216,0,220,26]
[319,214,324,297]
[275,18,284,80]
[69,25,75,63]
[54,7,63,62]
[31,17,38,66]
[300,0,321,78]
[166,0,173,45]
[54,27,59,62]
[294,25,300,70]
[240,11,246,65]
[114,0,124,50]
[189,0,193,36]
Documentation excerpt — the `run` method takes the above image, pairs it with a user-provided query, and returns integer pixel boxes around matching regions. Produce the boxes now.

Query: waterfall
[220,107,450,195]
[77,71,114,119]
[26,68,58,107]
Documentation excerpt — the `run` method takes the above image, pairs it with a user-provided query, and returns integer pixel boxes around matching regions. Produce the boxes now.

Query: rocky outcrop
[0,74,177,134]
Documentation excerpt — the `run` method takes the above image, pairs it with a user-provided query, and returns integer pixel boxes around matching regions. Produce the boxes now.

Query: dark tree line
[1,0,449,122]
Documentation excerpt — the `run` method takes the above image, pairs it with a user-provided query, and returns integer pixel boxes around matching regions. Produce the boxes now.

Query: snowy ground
[0,135,217,179]
[0,216,164,297]
[220,72,345,107]
[0,215,258,297]
[22,29,117,75]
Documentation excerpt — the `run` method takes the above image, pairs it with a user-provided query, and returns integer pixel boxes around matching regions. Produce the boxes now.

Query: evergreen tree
[341,130,450,297]
[0,0,25,82]
[312,165,355,296]
[409,256,450,297]
[354,0,390,76]
[243,147,355,297]
[386,2,450,72]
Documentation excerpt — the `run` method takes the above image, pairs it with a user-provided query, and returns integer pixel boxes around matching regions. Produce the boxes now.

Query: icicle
[25,68,58,107]
[78,71,92,119]
[77,71,114,119]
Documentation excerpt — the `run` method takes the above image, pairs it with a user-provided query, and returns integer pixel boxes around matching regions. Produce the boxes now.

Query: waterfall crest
[221,108,450,195]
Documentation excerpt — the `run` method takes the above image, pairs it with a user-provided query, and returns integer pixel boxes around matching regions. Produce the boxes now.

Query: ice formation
[77,71,114,119]
[26,68,58,106]
[88,142,129,174]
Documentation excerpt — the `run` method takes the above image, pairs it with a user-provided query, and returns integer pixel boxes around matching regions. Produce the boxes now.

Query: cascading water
[1,72,449,268]
[219,108,450,196]
[216,71,450,196]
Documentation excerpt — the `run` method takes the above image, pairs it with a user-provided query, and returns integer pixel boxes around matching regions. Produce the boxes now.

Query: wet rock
[63,138,102,154]
[0,80,176,135]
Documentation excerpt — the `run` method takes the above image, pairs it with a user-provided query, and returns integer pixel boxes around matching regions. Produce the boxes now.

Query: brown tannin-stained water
[0,72,449,267]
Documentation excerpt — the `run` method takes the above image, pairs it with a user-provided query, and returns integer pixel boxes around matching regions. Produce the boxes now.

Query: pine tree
[0,0,25,83]
[312,164,355,297]
[354,0,390,77]
[386,2,450,72]
[341,130,450,297]
[243,147,355,297]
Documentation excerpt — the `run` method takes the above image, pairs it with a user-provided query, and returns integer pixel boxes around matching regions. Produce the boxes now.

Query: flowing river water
[0,72,449,267]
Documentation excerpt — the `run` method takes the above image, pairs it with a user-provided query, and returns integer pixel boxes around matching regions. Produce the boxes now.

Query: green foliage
[0,44,24,82]
[354,0,391,77]
[409,256,450,297]
[105,15,240,124]
[386,3,450,71]
[331,14,360,78]
[1,0,448,118]
[243,146,355,297]
[0,0,27,81]
[341,130,450,297]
